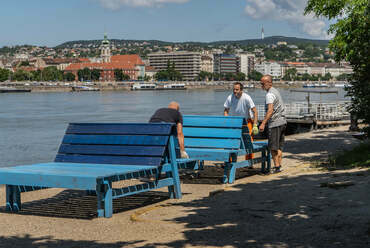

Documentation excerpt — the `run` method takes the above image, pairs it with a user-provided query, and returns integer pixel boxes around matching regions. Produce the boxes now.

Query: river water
[0,88,348,167]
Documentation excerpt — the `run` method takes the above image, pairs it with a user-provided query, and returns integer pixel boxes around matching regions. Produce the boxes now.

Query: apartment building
[255,61,282,78]
[148,51,201,81]
[200,54,214,73]
[238,53,255,76]
[213,54,239,74]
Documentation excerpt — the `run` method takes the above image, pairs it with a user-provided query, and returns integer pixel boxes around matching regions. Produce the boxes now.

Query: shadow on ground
[0,234,143,248]
[148,170,370,248]
[283,129,361,163]
[0,190,169,219]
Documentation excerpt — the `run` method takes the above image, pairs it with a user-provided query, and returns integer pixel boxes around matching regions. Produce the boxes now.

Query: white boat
[131,83,157,90]
[72,86,100,91]
[160,83,187,90]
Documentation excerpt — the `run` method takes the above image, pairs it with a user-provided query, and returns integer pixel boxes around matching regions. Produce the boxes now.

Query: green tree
[336,73,351,81]
[64,72,76,81]
[78,67,91,81]
[248,70,263,81]
[114,69,123,81]
[0,68,10,82]
[42,66,63,81]
[122,73,130,80]
[282,68,298,81]
[235,72,246,81]
[305,0,370,134]
[321,72,332,81]
[12,69,30,81]
[91,69,101,81]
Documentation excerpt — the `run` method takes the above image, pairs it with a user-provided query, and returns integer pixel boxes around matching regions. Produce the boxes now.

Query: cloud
[244,0,331,39]
[98,0,189,9]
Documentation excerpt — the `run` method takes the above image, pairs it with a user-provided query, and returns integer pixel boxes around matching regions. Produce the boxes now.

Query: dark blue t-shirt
[149,108,183,124]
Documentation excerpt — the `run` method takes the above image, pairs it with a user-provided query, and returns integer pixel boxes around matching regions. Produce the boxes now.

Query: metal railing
[256,101,351,121]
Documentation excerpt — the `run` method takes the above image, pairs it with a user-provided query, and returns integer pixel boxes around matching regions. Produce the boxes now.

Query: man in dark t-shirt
[149,102,188,158]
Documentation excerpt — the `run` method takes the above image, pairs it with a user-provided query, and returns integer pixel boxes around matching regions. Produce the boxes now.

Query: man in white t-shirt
[224,82,258,160]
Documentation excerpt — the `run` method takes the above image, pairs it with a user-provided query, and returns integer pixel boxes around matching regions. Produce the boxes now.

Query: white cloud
[244,0,331,39]
[98,0,189,9]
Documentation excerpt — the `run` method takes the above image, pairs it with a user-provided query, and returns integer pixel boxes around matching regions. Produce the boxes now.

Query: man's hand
[180,150,189,159]
[259,122,266,132]
[252,124,259,135]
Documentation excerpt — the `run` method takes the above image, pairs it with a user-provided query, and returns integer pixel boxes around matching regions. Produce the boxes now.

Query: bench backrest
[55,123,176,166]
[183,115,251,151]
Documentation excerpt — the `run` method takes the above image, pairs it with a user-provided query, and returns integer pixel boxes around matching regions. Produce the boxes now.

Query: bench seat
[0,123,182,218]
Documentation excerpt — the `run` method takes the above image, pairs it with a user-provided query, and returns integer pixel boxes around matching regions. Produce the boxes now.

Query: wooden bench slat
[183,127,242,138]
[184,137,240,149]
[58,144,166,157]
[62,134,168,146]
[55,154,163,166]
[183,115,244,128]
[67,123,174,135]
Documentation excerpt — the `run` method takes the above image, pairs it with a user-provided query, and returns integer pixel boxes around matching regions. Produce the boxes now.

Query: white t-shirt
[266,92,276,105]
[224,92,255,119]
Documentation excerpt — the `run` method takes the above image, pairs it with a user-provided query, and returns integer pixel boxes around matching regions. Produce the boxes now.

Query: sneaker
[273,166,283,173]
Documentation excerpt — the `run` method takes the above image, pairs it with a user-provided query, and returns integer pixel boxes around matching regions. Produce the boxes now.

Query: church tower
[101,33,111,63]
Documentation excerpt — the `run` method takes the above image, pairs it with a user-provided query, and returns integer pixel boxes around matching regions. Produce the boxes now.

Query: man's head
[233,82,244,98]
[260,75,273,91]
[168,101,180,111]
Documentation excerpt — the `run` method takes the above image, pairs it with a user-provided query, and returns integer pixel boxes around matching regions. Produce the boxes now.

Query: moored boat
[0,86,31,93]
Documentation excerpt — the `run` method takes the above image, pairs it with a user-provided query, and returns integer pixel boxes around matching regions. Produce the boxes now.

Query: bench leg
[5,185,13,211]
[261,150,266,173]
[96,181,113,218]
[228,164,236,184]
[199,160,204,170]
[12,186,21,212]
[166,171,175,199]
[96,184,104,218]
[267,150,272,173]
[223,163,230,184]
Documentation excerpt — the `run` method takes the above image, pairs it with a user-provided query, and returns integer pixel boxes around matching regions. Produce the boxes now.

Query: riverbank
[0,125,369,247]
[0,81,346,93]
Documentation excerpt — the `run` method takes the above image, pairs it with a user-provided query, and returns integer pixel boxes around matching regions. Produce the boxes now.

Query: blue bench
[183,115,271,183]
[0,123,182,218]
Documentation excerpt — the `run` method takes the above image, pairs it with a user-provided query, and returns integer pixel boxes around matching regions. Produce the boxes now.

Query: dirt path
[0,125,369,248]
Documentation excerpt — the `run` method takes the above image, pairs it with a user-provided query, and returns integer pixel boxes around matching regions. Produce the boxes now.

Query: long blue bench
[0,123,182,218]
[183,115,271,183]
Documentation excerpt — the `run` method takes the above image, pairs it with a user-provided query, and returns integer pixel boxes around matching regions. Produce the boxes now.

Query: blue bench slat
[183,115,244,128]
[183,127,242,139]
[67,123,174,135]
[62,134,168,146]
[58,144,165,157]
[55,154,162,166]
[184,138,240,149]
[186,148,235,161]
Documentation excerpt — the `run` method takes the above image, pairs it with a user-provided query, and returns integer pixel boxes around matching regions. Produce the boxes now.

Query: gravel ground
[0,125,369,248]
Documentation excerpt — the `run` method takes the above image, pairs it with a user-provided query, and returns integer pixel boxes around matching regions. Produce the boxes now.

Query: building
[237,53,255,76]
[213,54,239,75]
[65,54,145,81]
[145,66,157,81]
[148,51,201,81]
[255,61,282,79]
[200,54,214,73]
[281,62,310,76]
[100,33,111,63]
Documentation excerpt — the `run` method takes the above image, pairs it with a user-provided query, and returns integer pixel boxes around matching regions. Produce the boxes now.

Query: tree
[282,68,298,81]
[114,69,124,81]
[305,0,370,134]
[248,70,263,81]
[0,68,10,82]
[321,72,332,81]
[42,66,63,81]
[235,72,246,81]
[91,69,101,81]
[64,72,76,81]
[78,67,91,81]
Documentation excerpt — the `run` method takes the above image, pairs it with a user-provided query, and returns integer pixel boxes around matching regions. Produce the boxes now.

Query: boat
[157,83,187,90]
[131,83,157,90]
[72,86,100,91]
[0,86,31,93]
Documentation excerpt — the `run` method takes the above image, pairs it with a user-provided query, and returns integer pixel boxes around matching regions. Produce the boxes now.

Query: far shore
[1,80,347,93]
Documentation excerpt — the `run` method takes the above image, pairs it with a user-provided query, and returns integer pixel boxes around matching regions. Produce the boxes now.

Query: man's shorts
[268,124,286,151]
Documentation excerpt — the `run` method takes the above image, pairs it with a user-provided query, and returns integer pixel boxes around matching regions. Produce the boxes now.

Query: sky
[0,0,332,47]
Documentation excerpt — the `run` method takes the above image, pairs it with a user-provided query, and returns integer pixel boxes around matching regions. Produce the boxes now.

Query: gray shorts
[268,124,286,151]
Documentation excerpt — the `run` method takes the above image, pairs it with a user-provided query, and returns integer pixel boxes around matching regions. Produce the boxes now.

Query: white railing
[256,101,351,121]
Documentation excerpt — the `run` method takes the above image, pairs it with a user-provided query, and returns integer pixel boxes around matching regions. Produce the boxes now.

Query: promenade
[0,125,369,248]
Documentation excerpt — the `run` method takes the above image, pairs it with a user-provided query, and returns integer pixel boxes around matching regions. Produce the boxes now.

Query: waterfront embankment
[0,125,369,247]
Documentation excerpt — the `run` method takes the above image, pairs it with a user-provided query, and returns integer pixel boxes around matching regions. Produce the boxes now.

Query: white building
[255,61,282,79]
[237,53,255,76]
[200,54,214,73]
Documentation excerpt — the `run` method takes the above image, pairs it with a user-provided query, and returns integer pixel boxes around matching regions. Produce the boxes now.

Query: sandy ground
[0,125,369,248]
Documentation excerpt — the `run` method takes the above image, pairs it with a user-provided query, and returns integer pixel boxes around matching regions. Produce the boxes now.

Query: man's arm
[259,103,273,132]
[251,106,258,125]
[176,122,185,152]
[224,108,229,116]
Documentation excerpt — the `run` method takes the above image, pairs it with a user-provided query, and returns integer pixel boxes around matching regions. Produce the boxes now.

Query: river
[0,87,348,167]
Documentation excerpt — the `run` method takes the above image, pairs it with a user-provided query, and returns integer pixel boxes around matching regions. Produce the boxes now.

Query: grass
[317,141,370,171]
